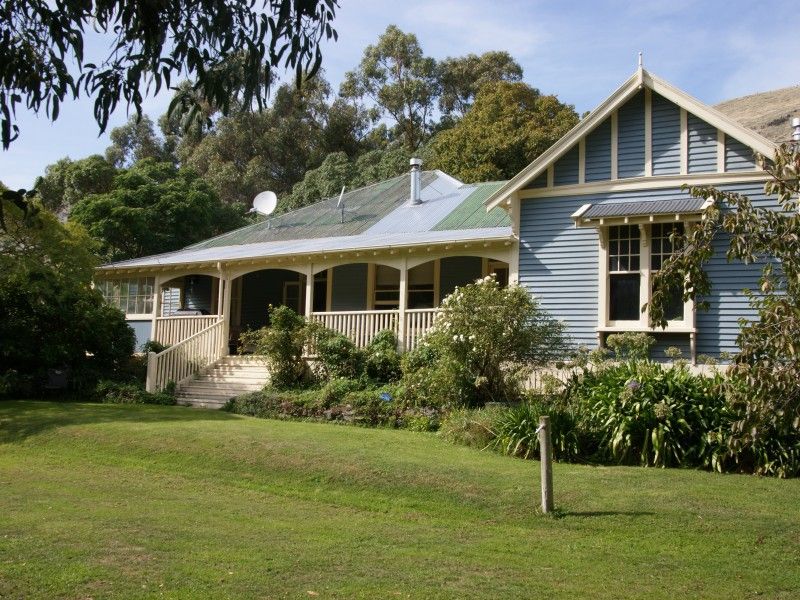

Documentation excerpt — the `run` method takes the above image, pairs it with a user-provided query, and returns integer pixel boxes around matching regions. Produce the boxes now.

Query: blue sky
[2,0,799,189]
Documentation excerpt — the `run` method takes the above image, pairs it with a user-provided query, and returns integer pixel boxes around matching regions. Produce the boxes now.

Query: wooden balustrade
[310,309,439,352]
[146,319,225,392]
[310,310,400,349]
[154,316,220,346]
[404,308,438,351]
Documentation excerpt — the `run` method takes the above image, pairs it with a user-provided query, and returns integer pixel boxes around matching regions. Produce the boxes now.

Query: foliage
[181,77,367,207]
[340,25,439,151]
[239,306,311,389]
[0,200,135,393]
[438,406,503,450]
[430,81,578,182]
[1,0,338,148]
[364,330,402,382]
[491,396,583,461]
[402,275,568,408]
[95,380,176,405]
[69,159,245,261]
[105,115,174,168]
[315,330,364,380]
[34,155,116,216]
[565,361,729,469]
[437,51,523,118]
[605,332,655,362]
[648,145,800,463]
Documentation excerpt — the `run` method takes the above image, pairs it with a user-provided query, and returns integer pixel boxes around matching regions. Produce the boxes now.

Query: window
[408,262,435,308]
[313,270,328,312]
[608,225,641,321]
[599,221,692,330]
[97,277,154,316]
[373,265,400,309]
[651,223,685,321]
[283,279,303,313]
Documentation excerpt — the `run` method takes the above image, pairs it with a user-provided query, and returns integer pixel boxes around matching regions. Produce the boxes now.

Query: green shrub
[319,377,364,406]
[141,340,168,354]
[364,330,402,382]
[605,332,655,361]
[315,331,364,379]
[95,380,176,405]
[565,361,728,468]
[401,275,568,408]
[491,396,584,461]
[239,306,310,389]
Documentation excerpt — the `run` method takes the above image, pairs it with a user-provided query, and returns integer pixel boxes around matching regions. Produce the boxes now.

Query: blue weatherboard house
[96,67,789,404]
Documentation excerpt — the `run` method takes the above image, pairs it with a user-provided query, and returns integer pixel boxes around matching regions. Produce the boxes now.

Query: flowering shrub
[402,274,568,407]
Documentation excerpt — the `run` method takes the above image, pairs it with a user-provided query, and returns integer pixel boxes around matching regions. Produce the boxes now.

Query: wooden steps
[176,355,269,409]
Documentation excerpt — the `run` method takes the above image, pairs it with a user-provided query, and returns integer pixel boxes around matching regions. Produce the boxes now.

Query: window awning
[571,197,712,226]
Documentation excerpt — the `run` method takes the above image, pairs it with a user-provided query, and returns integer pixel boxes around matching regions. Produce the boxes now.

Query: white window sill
[597,323,696,334]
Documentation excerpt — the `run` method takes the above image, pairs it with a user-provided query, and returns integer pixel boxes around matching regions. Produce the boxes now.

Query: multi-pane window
[651,223,685,320]
[608,225,641,321]
[96,277,154,316]
[408,262,435,308]
[374,265,400,309]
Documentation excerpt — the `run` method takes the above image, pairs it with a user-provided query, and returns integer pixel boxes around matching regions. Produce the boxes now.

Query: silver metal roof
[99,227,513,270]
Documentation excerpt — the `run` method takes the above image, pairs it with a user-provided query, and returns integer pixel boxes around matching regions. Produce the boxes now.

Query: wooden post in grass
[538,415,554,514]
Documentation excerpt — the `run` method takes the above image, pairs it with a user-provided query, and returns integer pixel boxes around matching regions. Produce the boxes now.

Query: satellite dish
[250,191,278,216]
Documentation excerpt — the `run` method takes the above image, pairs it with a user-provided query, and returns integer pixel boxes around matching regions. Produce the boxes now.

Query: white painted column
[221,273,233,356]
[304,264,314,318]
[150,274,163,344]
[398,257,408,351]
[216,274,224,316]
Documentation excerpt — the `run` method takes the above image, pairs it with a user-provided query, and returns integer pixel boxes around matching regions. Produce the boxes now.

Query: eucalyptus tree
[1,0,339,148]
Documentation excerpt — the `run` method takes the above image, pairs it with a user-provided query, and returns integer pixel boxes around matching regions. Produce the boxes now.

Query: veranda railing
[153,315,220,346]
[146,318,225,392]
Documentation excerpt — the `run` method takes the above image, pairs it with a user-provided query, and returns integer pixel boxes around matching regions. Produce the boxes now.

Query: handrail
[146,318,225,392]
[154,315,220,346]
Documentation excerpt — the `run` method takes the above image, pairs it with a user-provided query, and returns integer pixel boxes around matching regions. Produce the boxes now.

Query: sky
[3,0,799,189]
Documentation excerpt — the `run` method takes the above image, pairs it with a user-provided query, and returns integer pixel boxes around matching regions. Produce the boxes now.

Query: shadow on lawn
[0,399,237,444]
[556,510,655,519]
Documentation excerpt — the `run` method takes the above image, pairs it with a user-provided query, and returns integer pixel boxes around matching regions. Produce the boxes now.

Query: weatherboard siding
[554,145,580,186]
[518,183,769,358]
[184,275,213,314]
[651,93,681,176]
[240,270,301,329]
[725,135,757,172]
[524,173,548,189]
[687,113,718,173]
[617,90,646,178]
[585,119,612,182]
[331,264,368,311]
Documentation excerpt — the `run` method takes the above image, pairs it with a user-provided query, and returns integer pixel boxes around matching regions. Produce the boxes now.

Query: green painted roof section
[188,172,439,250]
[432,181,510,231]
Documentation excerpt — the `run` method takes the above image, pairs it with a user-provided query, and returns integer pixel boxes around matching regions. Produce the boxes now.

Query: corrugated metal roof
[433,181,510,230]
[188,171,440,250]
[582,198,707,218]
[99,227,514,270]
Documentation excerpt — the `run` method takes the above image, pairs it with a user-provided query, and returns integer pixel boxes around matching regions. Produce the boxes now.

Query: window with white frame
[650,223,685,321]
[97,277,155,316]
[373,265,400,309]
[608,225,641,321]
[408,261,435,308]
[601,222,691,328]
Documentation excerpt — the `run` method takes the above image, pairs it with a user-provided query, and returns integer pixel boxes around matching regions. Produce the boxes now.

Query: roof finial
[638,51,643,69]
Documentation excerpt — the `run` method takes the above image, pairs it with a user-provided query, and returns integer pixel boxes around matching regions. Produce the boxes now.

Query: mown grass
[0,400,798,599]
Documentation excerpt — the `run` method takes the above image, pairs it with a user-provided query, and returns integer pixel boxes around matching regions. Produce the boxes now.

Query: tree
[105,115,173,168]
[35,155,117,216]
[1,0,338,149]
[181,76,367,207]
[0,198,134,394]
[69,159,245,261]
[437,51,523,118]
[340,25,439,152]
[648,145,800,460]
[429,81,579,182]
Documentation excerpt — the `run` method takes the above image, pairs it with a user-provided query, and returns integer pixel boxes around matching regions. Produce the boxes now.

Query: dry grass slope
[715,86,800,144]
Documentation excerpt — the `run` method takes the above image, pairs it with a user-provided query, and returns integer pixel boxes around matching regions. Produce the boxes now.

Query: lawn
[1,401,798,599]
